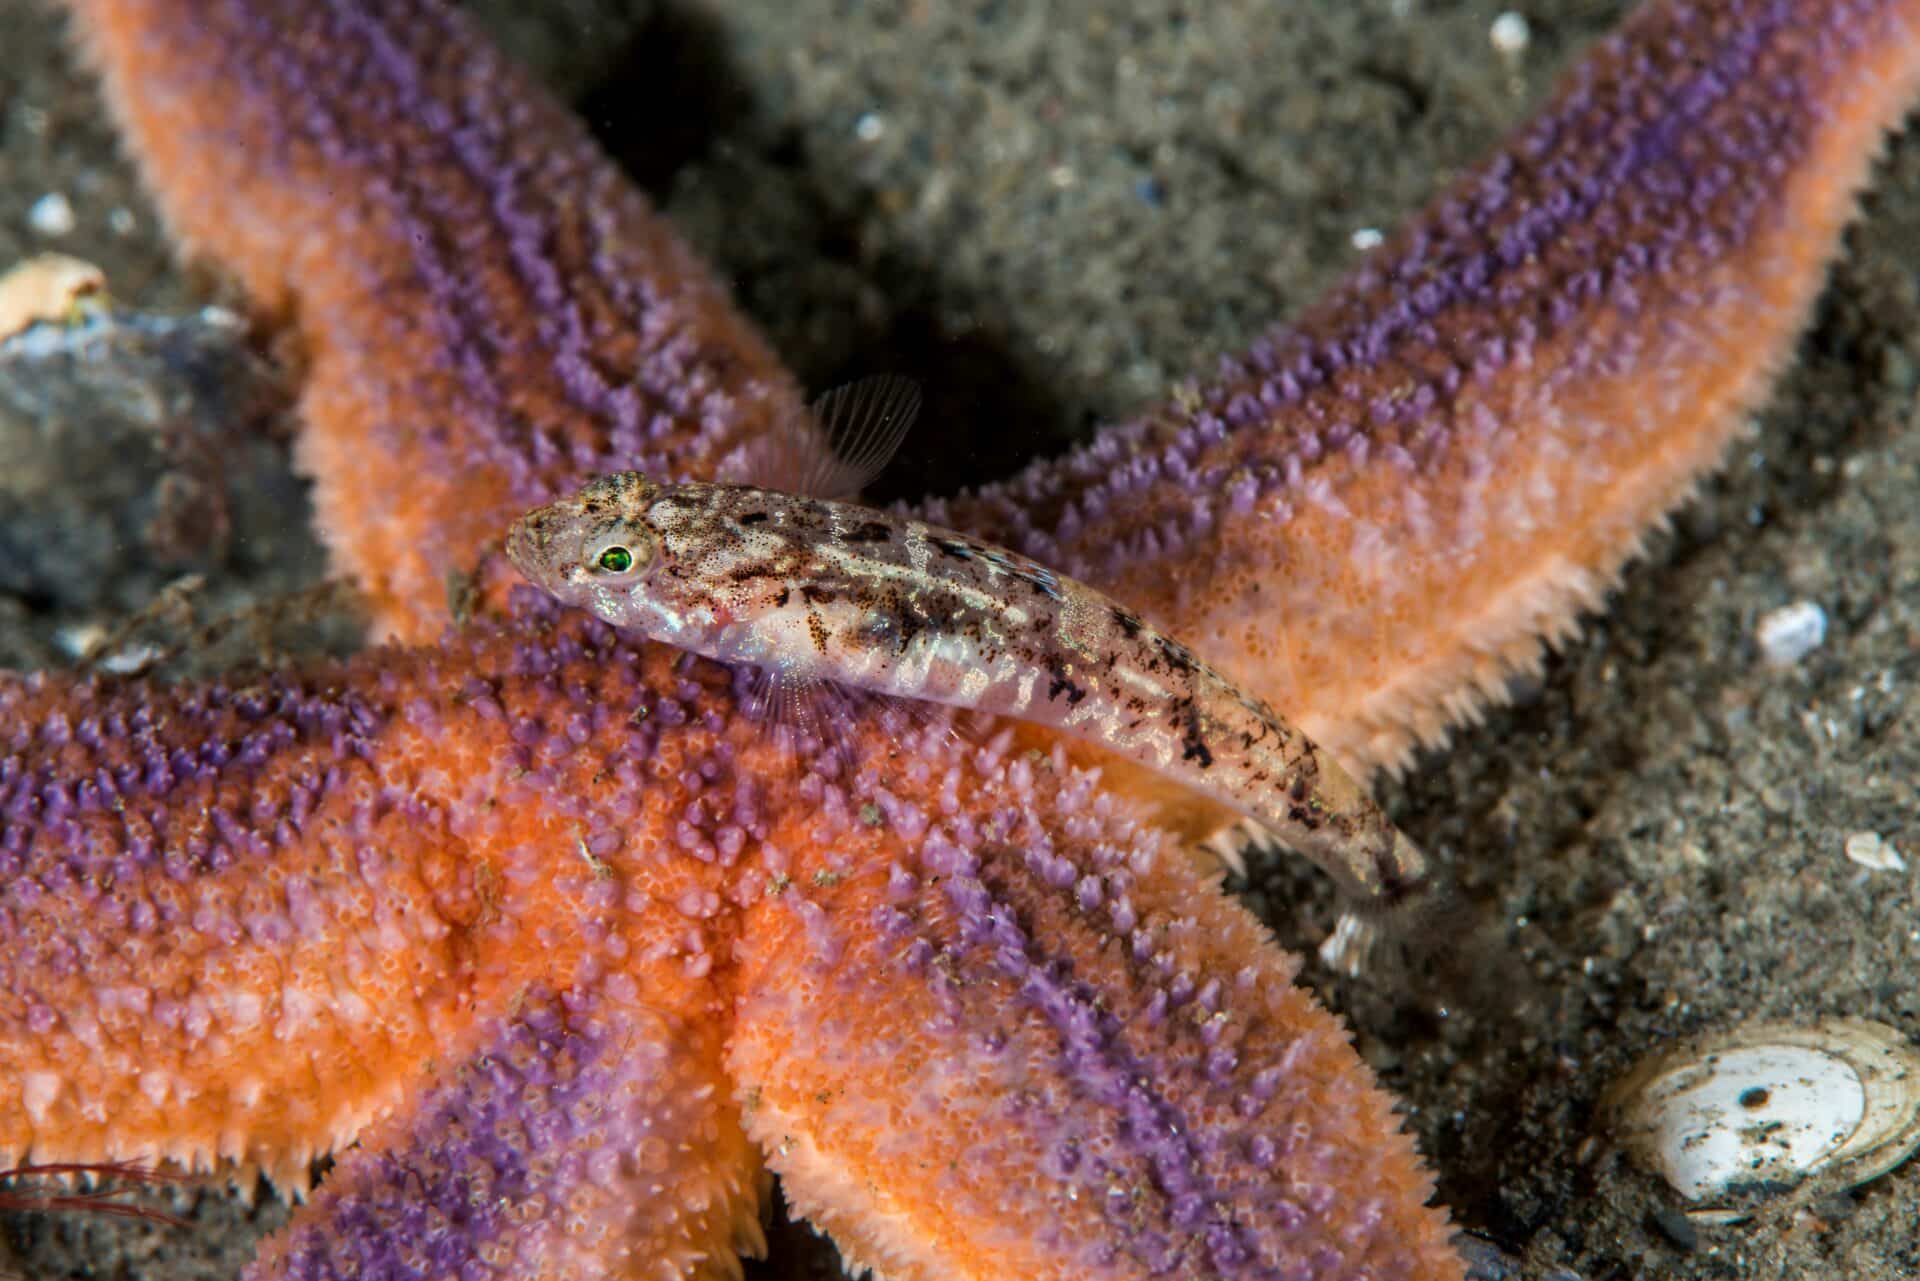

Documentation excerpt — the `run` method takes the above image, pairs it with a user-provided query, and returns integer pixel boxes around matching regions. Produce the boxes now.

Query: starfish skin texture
[4,591,1455,1280]
[3,1,1918,1280]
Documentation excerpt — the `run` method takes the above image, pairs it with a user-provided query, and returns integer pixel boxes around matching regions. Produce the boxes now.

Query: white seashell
[1755,599,1827,665]
[1603,1018,1920,1223]
[1844,831,1907,873]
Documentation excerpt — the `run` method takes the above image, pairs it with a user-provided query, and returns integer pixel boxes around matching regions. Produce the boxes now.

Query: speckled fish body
[508,473,1427,909]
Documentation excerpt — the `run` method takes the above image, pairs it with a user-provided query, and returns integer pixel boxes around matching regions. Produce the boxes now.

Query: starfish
[4,0,1919,1279]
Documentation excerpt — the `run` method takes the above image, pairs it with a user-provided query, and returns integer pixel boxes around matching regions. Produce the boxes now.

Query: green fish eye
[596,545,634,574]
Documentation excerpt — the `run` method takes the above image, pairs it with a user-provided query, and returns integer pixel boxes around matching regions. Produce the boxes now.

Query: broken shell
[0,253,106,340]
[1603,1017,1920,1223]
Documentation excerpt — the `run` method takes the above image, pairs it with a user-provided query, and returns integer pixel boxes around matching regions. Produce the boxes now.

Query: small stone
[1844,831,1905,873]
[0,253,106,339]
[1490,12,1532,58]
[97,643,165,676]
[1755,600,1827,665]
[53,621,109,660]
[1648,1205,1699,1252]
[1351,227,1385,251]
[27,192,76,238]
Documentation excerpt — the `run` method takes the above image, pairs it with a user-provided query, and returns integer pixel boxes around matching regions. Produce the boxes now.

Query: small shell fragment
[1844,831,1906,872]
[1603,1018,1920,1223]
[0,253,107,341]
[1755,600,1827,665]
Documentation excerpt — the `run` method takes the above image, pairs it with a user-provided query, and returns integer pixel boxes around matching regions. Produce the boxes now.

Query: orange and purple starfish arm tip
[1,606,762,1235]
[245,985,763,1281]
[729,717,1455,1279]
[62,0,805,643]
[934,0,1920,777]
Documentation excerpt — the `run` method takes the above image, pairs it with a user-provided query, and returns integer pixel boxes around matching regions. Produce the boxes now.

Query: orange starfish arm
[0,612,759,1209]
[63,0,805,644]
[933,0,1920,776]
[246,987,762,1281]
[730,723,1456,1280]
[1,600,1462,1277]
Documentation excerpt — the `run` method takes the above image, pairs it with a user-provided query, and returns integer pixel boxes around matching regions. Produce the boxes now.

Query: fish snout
[504,503,586,588]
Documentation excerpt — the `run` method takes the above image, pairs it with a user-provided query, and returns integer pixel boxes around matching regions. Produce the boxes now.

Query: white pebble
[1350,227,1385,251]
[853,111,884,142]
[53,622,108,660]
[1846,831,1906,873]
[96,644,165,676]
[1756,599,1827,665]
[53,622,162,673]
[1490,11,1532,57]
[27,192,76,238]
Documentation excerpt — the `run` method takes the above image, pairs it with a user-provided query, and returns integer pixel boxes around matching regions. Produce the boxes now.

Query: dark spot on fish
[890,608,926,653]
[1157,637,1198,674]
[773,587,790,607]
[1111,608,1143,638]
[737,511,770,526]
[1180,720,1212,765]
[846,521,894,544]
[802,584,838,605]
[1045,658,1087,706]
[1171,699,1212,768]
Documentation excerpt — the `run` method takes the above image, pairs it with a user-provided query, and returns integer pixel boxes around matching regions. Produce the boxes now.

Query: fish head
[506,473,796,655]
[507,471,678,628]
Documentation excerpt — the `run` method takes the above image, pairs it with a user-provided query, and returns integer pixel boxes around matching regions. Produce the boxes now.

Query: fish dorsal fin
[803,374,921,498]
[724,374,921,499]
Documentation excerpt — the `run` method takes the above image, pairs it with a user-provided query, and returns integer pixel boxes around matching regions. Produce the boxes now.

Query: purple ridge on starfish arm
[729,709,1456,1280]
[246,985,764,1281]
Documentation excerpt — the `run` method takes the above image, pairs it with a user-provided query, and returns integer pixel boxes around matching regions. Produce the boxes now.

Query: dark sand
[2,0,1917,1277]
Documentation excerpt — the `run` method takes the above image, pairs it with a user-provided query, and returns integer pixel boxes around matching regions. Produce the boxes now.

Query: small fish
[505,378,1431,968]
